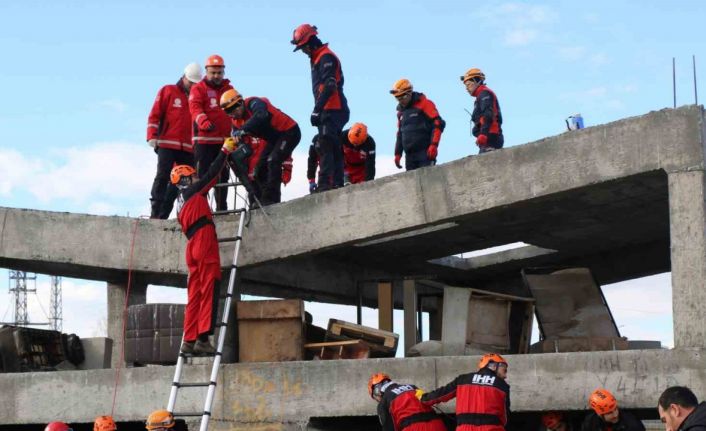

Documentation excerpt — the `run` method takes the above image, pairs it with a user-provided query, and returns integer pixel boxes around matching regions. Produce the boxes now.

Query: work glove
[197,116,216,132]
[310,111,321,127]
[309,179,317,194]
[222,137,237,153]
[148,139,157,149]
[231,129,245,138]
[427,144,438,161]
[476,134,488,148]
[281,160,293,185]
[415,389,425,400]
[343,172,351,186]
[394,154,402,169]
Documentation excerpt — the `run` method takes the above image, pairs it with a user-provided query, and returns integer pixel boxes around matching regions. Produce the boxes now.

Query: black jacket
[581,410,645,431]
[679,402,706,431]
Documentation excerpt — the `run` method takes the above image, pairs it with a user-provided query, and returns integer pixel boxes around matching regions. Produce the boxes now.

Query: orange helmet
[367,372,390,398]
[94,416,116,431]
[291,24,318,51]
[348,123,368,146]
[477,353,507,369]
[390,79,413,97]
[220,88,243,111]
[461,68,485,83]
[589,388,618,415]
[542,412,564,429]
[205,54,225,68]
[170,165,196,185]
[146,410,175,430]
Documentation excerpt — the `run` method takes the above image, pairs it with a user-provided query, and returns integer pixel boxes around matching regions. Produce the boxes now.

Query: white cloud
[95,98,128,113]
[475,3,557,47]
[558,45,586,61]
[0,149,45,196]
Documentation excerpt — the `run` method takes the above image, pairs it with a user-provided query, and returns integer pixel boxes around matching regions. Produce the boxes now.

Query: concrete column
[668,170,706,348]
[107,281,147,368]
[218,272,240,363]
[378,282,393,332]
[428,296,443,341]
[403,280,417,356]
[441,287,470,355]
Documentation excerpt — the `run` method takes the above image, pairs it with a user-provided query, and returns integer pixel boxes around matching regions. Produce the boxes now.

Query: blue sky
[1,0,701,348]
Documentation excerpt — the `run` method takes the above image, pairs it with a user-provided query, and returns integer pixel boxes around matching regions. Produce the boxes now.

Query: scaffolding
[50,276,63,331]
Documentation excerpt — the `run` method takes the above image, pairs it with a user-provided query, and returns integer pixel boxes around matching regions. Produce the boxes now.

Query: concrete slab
[1,349,704,426]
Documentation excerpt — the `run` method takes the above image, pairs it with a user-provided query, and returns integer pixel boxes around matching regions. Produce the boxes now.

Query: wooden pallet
[326,319,398,357]
[304,340,371,360]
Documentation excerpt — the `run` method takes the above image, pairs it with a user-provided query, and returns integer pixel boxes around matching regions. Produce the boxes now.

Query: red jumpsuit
[378,381,447,431]
[177,148,228,342]
[421,368,510,431]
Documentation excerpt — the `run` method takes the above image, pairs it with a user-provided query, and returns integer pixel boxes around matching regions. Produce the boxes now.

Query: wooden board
[237,300,304,363]
[304,340,371,360]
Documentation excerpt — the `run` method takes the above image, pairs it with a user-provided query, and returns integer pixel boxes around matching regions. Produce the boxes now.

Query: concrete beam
[1,349,704,426]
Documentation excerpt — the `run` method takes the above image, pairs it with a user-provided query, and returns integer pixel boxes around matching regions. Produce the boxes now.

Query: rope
[110,216,143,417]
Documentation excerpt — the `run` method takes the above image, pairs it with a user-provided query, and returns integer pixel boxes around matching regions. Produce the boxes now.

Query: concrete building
[0,105,704,430]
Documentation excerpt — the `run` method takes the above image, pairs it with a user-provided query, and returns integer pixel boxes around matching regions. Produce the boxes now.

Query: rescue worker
[291,24,349,191]
[420,353,510,431]
[342,122,376,184]
[45,423,73,431]
[145,410,175,430]
[542,412,572,431]
[461,68,504,154]
[94,415,118,431]
[369,372,447,431]
[147,63,201,219]
[390,79,445,171]
[581,388,645,431]
[658,386,706,431]
[307,123,376,189]
[170,137,237,354]
[189,55,234,211]
[220,89,300,206]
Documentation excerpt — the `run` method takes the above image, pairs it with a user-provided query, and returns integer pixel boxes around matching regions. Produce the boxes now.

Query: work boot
[180,341,195,354]
[194,339,216,355]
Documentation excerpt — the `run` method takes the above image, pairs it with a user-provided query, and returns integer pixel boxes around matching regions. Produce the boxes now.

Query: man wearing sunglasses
[390,79,445,171]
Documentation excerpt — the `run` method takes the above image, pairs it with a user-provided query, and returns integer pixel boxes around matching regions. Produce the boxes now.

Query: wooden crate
[304,340,371,360]
[237,299,304,363]
[326,319,398,357]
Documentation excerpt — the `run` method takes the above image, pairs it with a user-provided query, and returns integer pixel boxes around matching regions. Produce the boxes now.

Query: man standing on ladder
[170,137,237,355]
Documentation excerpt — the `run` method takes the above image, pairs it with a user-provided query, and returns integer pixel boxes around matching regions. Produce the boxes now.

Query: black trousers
[316,112,348,191]
[404,149,434,171]
[258,126,301,205]
[195,143,230,211]
[150,147,194,218]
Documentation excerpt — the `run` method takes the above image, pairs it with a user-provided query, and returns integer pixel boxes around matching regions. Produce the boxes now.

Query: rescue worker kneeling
[170,137,237,355]
[581,388,645,431]
[369,373,447,431]
[220,89,300,206]
[420,353,510,431]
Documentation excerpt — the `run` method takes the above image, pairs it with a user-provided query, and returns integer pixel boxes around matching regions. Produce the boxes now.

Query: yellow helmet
[146,410,175,430]
[390,78,413,97]
[220,88,243,111]
[461,68,485,83]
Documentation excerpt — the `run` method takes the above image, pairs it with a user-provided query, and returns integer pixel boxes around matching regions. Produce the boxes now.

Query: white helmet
[184,62,202,83]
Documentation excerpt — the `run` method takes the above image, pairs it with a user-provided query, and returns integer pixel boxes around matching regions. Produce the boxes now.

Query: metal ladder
[167,177,248,431]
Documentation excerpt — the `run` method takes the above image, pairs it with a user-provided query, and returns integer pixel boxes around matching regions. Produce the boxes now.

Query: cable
[110,216,144,417]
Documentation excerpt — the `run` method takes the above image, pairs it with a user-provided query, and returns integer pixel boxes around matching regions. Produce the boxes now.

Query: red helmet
[542,412,564,429]
[45,423,72,431]
[205,54,225,68]
[291,24,318,51]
